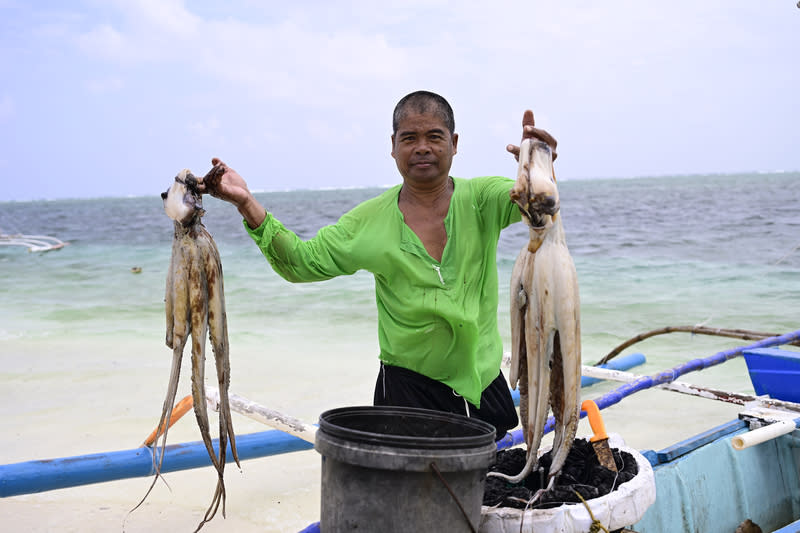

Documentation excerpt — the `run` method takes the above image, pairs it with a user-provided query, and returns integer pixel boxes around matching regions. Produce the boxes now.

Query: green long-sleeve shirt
[245,176,521,406]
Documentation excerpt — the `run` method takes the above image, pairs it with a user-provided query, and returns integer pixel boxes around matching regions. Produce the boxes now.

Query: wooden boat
[1,334,798,532]
[0,231,67,252]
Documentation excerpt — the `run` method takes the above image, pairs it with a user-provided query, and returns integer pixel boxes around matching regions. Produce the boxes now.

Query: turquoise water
[2,172,798,354]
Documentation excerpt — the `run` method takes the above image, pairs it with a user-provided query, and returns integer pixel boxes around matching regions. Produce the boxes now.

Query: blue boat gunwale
[641,419,748,466]
[743,347,800,361]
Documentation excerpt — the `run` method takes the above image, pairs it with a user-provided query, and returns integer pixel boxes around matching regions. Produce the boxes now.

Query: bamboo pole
[596,326,800,365]
[141,394,194,447]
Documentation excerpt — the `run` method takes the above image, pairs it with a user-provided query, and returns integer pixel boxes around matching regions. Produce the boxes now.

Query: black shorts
[373,363,519,440]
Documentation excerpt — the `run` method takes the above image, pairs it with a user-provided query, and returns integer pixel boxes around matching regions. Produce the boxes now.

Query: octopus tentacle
[164,235,177,349]
[193,227,233,526]
[157,239,192,472]
[508,249,528,388]
[545,242,581,484]
[202,228,239,469]
[188,235,221,474]
[131,239,191,513]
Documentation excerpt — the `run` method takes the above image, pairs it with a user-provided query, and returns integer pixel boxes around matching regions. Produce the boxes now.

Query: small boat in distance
[0,231,67,252]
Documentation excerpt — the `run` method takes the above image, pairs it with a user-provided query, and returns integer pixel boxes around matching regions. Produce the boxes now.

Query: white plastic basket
[480,435,655,533]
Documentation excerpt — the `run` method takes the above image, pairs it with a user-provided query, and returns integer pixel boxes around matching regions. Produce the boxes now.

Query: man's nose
[414,140,431,153]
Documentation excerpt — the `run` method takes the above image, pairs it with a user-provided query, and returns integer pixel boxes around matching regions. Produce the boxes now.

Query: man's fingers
[530,127,557,149]
[522,110,535,128]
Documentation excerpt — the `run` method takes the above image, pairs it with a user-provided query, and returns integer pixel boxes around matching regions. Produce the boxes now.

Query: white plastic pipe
[206,387,317,444]
[731,420,797,450]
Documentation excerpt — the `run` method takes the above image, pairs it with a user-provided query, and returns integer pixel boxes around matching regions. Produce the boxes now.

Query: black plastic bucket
[315,406,497,532]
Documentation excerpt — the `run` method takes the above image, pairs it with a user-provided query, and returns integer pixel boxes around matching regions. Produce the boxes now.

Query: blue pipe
[0,429,313,498]
[499,329,800,451]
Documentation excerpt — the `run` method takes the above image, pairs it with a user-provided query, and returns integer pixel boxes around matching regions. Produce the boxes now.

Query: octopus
[494,138,581,488]
[135,165,239,532]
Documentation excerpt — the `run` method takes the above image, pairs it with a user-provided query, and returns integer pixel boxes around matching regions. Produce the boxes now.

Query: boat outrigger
[1,332,799,532]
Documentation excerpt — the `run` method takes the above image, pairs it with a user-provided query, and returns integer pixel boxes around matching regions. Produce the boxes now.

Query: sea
[1,171,799,532]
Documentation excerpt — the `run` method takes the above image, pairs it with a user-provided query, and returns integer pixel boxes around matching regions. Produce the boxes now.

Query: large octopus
[496,138,582,488]
[135,166,239,532]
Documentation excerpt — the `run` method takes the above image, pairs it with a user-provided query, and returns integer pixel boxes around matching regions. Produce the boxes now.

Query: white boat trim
[0,231,68,252]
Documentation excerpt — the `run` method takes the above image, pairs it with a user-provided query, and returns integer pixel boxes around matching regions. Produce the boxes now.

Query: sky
[1,1,798,201]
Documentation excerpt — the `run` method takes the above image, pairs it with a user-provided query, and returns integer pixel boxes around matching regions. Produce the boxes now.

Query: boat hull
[635,420,800,532]
[743,347,800,403]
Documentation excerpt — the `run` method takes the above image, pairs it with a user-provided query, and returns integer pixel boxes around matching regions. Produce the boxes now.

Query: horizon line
[2,169,797,204]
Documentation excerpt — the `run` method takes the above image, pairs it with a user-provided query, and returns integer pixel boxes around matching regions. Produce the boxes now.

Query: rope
[429,461,477,533]
[574,490,610,533]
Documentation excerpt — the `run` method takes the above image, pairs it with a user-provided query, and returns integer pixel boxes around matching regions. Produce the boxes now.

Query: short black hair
[392,91,455,136]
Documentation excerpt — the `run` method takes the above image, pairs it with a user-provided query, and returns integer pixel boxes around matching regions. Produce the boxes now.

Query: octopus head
[514,140,559,230]
[162,169,205,225]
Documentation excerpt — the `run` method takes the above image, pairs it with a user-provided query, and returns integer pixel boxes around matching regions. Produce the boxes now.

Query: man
[199,91,557,439]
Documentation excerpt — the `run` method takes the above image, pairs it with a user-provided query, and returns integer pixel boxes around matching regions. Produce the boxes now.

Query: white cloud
[76,23,128,61]
[123,0,200,38]
[2,0,796,200]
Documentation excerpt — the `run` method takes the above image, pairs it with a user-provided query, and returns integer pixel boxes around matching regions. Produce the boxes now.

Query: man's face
[391,111,458,186]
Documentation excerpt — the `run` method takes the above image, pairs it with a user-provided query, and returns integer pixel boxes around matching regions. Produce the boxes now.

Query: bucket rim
[318,405,496,449]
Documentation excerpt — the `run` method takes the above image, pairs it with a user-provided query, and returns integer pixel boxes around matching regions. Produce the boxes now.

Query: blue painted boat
[743,347,800,403]
[634,417,800,532]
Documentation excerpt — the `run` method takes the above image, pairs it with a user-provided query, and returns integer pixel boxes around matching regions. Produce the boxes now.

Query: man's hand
[197,158,251,207]
[198,158,266,229]
[506,110,558,162]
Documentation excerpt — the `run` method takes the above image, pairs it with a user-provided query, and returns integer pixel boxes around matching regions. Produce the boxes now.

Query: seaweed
[484,439,638,510]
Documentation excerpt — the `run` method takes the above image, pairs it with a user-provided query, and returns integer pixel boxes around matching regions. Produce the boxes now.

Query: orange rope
[141,395,194,447]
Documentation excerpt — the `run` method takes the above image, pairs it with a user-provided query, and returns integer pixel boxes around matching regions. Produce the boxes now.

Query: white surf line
[206,387,317,444]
